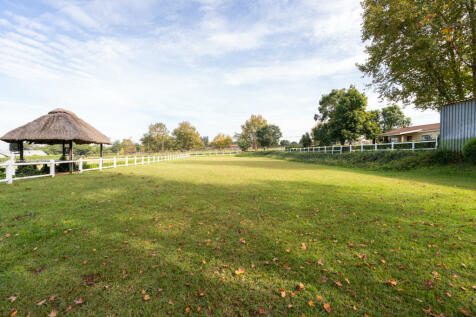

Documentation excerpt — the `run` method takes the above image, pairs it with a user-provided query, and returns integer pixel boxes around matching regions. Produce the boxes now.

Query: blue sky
[0,0,439,149]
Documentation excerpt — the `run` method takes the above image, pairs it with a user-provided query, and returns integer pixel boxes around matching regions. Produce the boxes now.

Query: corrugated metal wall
[440,99,476,152]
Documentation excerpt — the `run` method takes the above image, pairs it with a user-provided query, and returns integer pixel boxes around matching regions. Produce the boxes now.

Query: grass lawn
[0,156,475,316]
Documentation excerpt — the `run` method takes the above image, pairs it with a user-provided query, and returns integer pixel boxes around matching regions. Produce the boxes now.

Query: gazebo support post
[62,141,66,156]
[18,141,24,161]
[100,144,103,158]
[69,141,73,174]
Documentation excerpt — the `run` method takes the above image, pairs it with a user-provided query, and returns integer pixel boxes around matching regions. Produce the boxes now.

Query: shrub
[16,165,42,177]
[462,138,476,164]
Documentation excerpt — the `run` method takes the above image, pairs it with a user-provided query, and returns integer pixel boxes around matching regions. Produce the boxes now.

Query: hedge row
[239,149,466,171]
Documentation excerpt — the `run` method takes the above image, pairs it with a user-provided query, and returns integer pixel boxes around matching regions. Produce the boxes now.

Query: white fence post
[391,142,394,150]
[340,146,342,154]
[99,158,103,170]
[50,160,55,178]
[375,143,378,151]
[125,157,128,166]
[361,144,363,152]
[79,158,83,173]
[6,158,13,184]
[148,156,150,164]
[142,156,144,165]
[134,156,137,165]
[349,144,352,153]
[412,141,415,151]
[435,138,438,149]
[114,157,117,168]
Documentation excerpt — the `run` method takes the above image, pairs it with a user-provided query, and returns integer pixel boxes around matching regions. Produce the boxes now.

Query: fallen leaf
[9,309,17,317]
[48,310,57,317]
[259,308,267,314]
[234,267,245,275]
[459,309,471,316]
[185,306,190,313]
[323,303,331,313]
[36,299,47,306]
[296,282,305,291]
[285,249,291,253]
[308,300,315,307]
[74,298,84,305]
[301,243,307,251]
[335,281,343,287]
[318,259,324,266]
[143,294,151,301]
[8,296,16,303]
[388,280,398,287]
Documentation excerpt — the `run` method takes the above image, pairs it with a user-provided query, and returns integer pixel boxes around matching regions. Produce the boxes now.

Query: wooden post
[69,141,73,174]
[62,141,66,156]
[18,141,24,161]
[100,144,103,158]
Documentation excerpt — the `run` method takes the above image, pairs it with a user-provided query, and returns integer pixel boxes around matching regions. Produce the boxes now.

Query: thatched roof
[0,108,111,145]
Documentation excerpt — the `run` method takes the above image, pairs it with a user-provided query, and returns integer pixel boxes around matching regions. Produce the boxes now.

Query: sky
[0,0,440,150]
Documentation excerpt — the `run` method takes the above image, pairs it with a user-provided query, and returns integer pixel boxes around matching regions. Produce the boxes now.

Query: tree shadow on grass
[1,170,474,316]
[184,156,476,191]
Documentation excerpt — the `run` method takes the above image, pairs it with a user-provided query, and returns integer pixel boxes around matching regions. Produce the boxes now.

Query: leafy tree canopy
[300,132,312,147]
[256,125,282,148]
[380,105,412,132]
[316,86,369,145]
[359,0,475,110]
[141,122,173,152]
[240,115,268,150]
[172,122,204,150]
[212,133,233,149]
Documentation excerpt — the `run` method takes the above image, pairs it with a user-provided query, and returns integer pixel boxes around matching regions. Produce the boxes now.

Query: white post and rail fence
[0,150,242,185]
[286,140,438,153]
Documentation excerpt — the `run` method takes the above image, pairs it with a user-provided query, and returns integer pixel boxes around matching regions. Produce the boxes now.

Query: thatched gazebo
[0,108,111,172]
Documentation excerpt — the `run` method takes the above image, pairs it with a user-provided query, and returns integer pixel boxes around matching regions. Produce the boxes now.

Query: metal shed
[440,98,476,152]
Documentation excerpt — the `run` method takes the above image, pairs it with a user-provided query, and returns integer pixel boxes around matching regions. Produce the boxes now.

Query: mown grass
[0,156,475,316]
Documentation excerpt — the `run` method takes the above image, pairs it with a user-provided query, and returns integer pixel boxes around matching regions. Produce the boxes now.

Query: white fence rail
[0,153,189,185]
[286,140,438,153]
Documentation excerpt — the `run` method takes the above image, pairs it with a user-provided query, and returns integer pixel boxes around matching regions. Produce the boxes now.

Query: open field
[0,156,475,316]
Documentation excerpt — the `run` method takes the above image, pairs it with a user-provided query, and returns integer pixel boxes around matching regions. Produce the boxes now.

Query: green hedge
[239,149,465,171]
[462,138,476,164]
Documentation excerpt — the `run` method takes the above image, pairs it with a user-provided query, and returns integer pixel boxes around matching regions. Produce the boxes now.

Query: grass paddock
[0,156,475,316]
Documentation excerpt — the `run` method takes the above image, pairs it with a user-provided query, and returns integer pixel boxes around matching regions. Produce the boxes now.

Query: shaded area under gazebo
[0,108,111,173]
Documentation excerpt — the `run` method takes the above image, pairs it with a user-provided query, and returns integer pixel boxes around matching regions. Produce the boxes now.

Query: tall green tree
[256,125,282,148]
[172,122,204,150]
[121,139,137,154]
[362,110,382,144]
[316,86,369,145]
[311,123,333,146]
[111,140,122,154]
[212,134,233,149]
[236,137,250,152]
[380,105,412,132]
[141,122,172,152]
[240,115,268,150]
[300,132,312,147]
[359,0,475,110]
